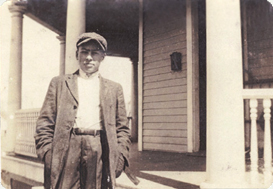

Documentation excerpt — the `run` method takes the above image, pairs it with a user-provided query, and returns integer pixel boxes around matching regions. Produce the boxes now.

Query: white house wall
[142,0,188,152]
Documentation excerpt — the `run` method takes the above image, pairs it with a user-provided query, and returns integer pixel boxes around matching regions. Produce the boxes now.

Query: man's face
[76,41,105,75]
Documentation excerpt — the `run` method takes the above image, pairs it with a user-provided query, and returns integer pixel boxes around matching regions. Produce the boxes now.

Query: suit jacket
[35,70,131,189]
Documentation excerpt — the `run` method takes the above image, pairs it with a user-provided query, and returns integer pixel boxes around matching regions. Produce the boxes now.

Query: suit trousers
[59,132,103,189]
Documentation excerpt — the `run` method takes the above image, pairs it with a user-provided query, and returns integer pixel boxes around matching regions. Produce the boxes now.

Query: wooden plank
[143,143,187,153]
[143,115,187,123]
[248,39,273,51]
[144,42,185,57]
[144,108,187,116]
[249,65,273,77]
[143,136,187,145]
[144,122,187,130]
[144,100,187,109]
[144,85,187,96]
[143,93,187,102]
[144,58,187,70]
[144,29,186,45]
[248,57,273,67]
[248,49,273,61]
[144,58,170,70]
[144,19,185,38]
[144,71,186,83]
[144,66,170,76]
[144,21,184,38]
[143,129,187,137]
[248,28,273,41]
[144,65,187,77]
[145,37,186,51]
[144,49,187,64]
[144,79,187,90]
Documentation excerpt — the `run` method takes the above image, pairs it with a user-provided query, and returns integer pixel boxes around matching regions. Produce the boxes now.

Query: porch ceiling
[21,0,139,58]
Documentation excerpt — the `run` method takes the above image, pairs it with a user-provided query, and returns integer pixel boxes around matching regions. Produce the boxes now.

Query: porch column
[65,0,86,74]
[6,4,26,153]
[130,57,138,142]
[200,1,247,188]
[56,35,66,75]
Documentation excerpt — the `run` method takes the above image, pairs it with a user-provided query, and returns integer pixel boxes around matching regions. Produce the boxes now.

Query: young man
[35,32,136,189]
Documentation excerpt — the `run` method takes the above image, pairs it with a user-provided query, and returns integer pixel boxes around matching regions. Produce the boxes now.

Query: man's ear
[76,50,78,60]
[102,52,106,60]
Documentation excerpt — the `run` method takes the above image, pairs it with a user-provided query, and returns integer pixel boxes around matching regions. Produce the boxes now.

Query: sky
[0,0,132,112]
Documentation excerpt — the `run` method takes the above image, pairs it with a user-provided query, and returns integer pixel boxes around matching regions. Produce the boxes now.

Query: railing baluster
[14,108,40,158]
[250,98,259,184]
[263,98,272,185]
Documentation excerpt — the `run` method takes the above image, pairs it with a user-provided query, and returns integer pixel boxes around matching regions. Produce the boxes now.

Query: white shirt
[74,69,101,130]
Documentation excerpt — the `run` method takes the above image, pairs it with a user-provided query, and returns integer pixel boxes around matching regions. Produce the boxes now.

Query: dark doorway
[198,0,207,151]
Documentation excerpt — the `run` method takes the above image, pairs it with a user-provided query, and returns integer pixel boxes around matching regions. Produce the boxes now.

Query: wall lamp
[170,52,182,71]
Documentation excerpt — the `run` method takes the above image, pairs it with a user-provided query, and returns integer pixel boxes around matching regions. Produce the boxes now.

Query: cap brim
[77,38,106,51]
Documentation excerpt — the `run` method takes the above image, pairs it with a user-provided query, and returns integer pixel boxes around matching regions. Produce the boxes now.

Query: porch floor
[116,143,206,189]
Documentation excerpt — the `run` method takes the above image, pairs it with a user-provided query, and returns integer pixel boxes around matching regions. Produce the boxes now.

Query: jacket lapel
[65,71,79,104]
[100,77,108,103]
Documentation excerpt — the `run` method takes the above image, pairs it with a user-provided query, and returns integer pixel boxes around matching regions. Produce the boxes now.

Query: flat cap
[76,32,107,51]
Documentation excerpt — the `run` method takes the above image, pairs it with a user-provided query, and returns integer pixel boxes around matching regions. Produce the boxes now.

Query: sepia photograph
[1,0,273,188]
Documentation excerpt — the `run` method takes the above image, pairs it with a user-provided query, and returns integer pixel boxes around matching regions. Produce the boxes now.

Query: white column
[56,35,66,75]
[130,58,138,142]
[65,0,86,74]
[201,1,247,188]
[186,0,200,152]
[6,4,26,153]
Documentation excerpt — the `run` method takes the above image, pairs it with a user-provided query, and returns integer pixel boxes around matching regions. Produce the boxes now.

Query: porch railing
[14,109,133,158]
[243,89,273,186]
[14,108,40,158]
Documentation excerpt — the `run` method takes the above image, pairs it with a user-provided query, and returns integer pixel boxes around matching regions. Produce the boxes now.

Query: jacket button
[73,105,77,109]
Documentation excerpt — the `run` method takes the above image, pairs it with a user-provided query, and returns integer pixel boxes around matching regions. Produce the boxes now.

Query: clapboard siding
[142,0,187,152]
[144,45,187,58]
[248,56,273,68]
[144,58,187,70]
[144,100,187,110]
[249,65,273,80]
[144,86,187,96]
[144,79,187,90]
[144,51,187,64]
[144,123,187,130]
[248,39,273,51]
[143,143,187,153]
[144,115,187,123]
[144,18,186,36]
[143,137,187,145]
[245,0,273,81]
[144,72,186,83]
[144,108,187,116]
[144,29,186,45]
[144,64,187,77]
[143,93,187,103]
[144,130,187,137]
[145,36,186,51]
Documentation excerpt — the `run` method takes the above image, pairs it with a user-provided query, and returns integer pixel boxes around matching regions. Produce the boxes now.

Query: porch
[2,88,273,189]
[2,0,273,188]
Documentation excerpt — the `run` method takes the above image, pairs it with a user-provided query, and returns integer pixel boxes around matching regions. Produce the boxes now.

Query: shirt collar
[79,69,100,80]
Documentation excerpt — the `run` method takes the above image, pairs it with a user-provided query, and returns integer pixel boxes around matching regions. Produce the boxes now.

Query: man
[35,32,137,189]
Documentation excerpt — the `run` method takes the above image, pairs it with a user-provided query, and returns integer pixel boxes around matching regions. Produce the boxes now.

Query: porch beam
[201,0,247,188]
